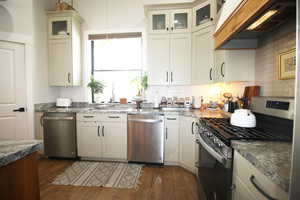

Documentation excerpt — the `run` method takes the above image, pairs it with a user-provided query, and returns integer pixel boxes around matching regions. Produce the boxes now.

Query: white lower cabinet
[165,115,180,163]
[180,116,197,172]
[101,122,127,159]
[77,121,102,158]
[233,151,288,200]
[76,113,127,160]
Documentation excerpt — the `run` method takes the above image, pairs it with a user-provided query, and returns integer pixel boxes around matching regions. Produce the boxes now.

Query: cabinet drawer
[99,114,127,122]
[77,113,101,122]
[233,151,288,200]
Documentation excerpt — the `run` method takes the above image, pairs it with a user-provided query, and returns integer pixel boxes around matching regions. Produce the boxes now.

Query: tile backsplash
[255,28,296,97]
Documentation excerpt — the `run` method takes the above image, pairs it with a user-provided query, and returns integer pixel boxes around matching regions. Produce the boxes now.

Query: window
[90,33,143,103]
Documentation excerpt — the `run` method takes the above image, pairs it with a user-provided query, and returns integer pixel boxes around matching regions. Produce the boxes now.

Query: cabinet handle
[166,27,169,31]
[166,71,169,82]
[249,175,277,200]
[97,125,100,137]
[67,33,70,35]
[210,18,214,21]
[108,116,120,119]
[67,73,71,83]
[40,115,44,127]
[102,126,105,137]
[209,68,212,80]
[191,122,195,135]
[171,27,174,31]
[171,72,173,83]
[221,62,225,77]
[83,115,94,118]
[167,117,177,120]
[166,128,168,140]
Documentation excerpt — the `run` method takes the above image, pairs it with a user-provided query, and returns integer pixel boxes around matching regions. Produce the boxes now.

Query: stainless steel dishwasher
[127,113,165,164]
[42,112,77,158]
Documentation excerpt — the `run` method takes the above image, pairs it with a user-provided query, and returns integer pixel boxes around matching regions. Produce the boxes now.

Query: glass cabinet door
[170,9,191,33]
[149,11,169,33]
[49,17,71,39]
[196,4,211,26]
[193,1,215,32]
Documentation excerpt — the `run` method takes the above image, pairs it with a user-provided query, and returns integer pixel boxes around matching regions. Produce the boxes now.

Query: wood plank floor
[38,158,202,200]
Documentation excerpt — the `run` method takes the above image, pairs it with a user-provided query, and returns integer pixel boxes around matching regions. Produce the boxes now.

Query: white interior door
[0,41,28,140]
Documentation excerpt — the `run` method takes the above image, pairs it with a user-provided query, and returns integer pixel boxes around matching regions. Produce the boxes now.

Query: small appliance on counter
[56,98,72,107]
[184,97,192,108]
[192,96,202,109]
[230,109,256,128]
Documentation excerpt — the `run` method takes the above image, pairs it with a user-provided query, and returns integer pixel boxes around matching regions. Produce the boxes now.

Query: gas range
[196,97,294,200]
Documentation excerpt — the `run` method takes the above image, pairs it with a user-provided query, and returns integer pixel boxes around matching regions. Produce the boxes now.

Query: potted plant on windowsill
[87,76,105,103]
[132,73,148,98]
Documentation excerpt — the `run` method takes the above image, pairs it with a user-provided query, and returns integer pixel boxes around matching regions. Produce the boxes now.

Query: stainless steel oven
[195,122,233,200]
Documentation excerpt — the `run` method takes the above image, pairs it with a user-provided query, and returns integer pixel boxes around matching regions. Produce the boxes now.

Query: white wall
[32,0,59,103]
[0,0,33,35]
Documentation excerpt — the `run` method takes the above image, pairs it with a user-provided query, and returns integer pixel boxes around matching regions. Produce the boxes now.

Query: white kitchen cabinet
[192,26,215,85]
[193,0,219,32]
[47,11,82,86]
[232,151,288,200]
[101,121,127,160]
[170,34,192,85]
[77,121,102,158]
[214,50,255,82]
[165,115,180,163]
[148,9,191,34]
[147,35,170,85]
[147,33,192,85]
[180,116,197,173]
[76,113,127,160]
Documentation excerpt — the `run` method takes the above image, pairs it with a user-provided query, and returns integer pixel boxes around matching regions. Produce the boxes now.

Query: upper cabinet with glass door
[49,17,72,39]
[148,9,192,34]
[193,0,224,32]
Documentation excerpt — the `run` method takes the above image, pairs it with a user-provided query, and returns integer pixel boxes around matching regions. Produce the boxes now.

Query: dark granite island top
[232,140,292,193]
[0,140,42,167]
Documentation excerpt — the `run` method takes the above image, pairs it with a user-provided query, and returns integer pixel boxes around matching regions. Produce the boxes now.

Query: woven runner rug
[52,161,143,189]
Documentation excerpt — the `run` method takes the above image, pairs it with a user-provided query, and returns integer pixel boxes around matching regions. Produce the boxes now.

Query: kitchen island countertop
[0,140,42,167]
[232,140,292,193]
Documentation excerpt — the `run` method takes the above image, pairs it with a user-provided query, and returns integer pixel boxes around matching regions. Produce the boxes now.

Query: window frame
[90,33,143,103]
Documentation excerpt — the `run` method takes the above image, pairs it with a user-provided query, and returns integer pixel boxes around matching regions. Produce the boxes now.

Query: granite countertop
[0,140,43,167]
[232,140,292,193]
[35,103,230,119]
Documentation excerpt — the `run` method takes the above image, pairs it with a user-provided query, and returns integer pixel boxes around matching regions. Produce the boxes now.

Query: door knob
[13,107,26,112]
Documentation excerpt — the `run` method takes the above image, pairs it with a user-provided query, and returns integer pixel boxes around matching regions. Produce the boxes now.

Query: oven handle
[196,138,230,168]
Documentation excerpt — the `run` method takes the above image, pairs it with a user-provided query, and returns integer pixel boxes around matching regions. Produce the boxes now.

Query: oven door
[196,136,232,200]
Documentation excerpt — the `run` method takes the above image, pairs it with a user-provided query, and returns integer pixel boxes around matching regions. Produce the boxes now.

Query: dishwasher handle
[128,119,163,124]
[43,116,74,121]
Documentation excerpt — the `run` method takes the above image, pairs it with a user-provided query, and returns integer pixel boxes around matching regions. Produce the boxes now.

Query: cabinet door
[170,33,192,85]
[147,35,170,85]
[170,9,192,33]
[77,121,102,157]
[192,27,214,85]
[48,17,72,39]
[102,122,127,159]
[192,0,216,32]
[214,50,226,82]
[180,116,196,172]
[232,175,256,200]
[148,10,170,34]
[165,116,180,163]
[48,39,72,86]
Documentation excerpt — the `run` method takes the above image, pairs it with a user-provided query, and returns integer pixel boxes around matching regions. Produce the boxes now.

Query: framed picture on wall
[278,48,296,80]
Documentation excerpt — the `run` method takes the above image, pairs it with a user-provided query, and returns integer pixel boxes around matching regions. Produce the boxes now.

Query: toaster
[56,98,72,107]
